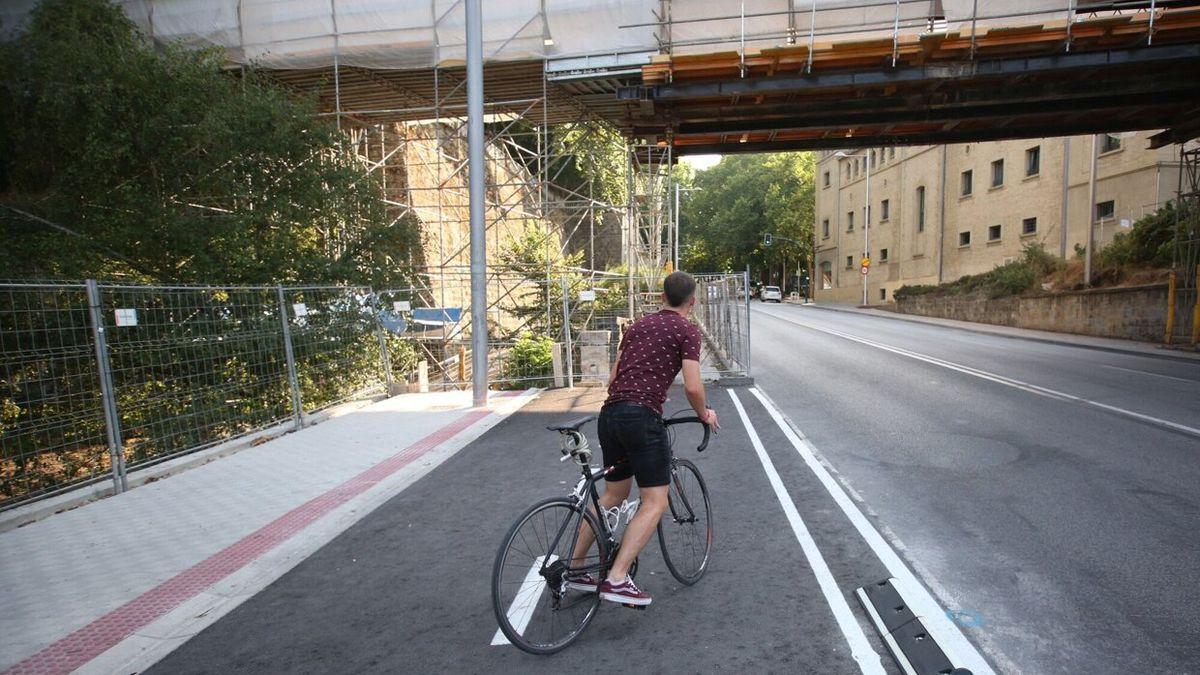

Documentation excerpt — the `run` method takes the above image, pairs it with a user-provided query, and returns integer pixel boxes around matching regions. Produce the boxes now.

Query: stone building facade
[812,132,1182,305]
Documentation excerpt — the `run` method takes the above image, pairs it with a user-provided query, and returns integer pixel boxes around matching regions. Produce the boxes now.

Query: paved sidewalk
[0,389,537,675]
[801,302,1200,362]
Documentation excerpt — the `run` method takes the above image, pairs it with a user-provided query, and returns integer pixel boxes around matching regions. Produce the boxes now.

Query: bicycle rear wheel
[657,458,712,585]
[491,497,606,654]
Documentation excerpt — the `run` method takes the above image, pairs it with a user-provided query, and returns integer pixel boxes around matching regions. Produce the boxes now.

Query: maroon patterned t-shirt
[605,309,703,415]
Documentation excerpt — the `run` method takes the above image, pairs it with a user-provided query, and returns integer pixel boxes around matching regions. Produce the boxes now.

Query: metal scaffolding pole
[466,0,488,406]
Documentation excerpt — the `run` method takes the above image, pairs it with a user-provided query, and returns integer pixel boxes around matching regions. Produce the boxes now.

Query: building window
[821,261,833,290]
[822,218,830,238]
[1025,146,1040,176]
[889,147,896,160]
[847,211,855,231]
[988,224,1002,241]
[959,231,972,247]
[991,159,1004,188]
[846,255,854,269]
[823,171,831,187]
[1095,200,1115,221]
[1022,217,1037,235]
[1101,134,1122,153]
[916,186,926,232]
[880,248,889,262]
[870,149,876,168]
[854,160,860,178]
[845,164,851,181]
[961,170,973,197]
[880,199,890,221]
[880,288,887,301]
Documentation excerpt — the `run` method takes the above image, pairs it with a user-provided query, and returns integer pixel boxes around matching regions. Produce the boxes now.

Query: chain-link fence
[1,271,751,508]
[1,281,392,509]
[693,273,752,377]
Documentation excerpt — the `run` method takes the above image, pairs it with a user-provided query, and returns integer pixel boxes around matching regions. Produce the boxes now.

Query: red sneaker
[598,576,652,606]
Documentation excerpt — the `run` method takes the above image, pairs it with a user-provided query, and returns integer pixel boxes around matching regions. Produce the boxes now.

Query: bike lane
[147,385,889,674]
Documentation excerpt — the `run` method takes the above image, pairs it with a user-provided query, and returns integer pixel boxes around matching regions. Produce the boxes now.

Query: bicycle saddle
[546,415,596,433]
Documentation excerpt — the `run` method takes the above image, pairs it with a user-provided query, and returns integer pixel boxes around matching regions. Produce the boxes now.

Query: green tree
[678,153,815,287]
[0,0,420,287]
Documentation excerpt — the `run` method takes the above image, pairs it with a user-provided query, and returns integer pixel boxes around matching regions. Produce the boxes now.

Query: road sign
[861,256,871,268]
[861,265,869,276]
[578,289,596,302]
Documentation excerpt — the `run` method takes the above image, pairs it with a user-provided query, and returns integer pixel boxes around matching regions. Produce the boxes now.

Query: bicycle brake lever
[560,454,571,462]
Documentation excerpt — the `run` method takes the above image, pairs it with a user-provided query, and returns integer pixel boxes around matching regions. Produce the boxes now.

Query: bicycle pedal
[622,603,648,611]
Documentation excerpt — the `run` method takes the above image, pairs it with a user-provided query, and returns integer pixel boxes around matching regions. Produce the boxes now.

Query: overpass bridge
[8,1,1198,153]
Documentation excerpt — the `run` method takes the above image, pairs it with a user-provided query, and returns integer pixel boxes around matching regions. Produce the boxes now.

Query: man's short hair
[663,271,697,307]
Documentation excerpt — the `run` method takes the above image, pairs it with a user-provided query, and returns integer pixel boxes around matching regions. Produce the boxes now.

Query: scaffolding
[1171,143,1200,344]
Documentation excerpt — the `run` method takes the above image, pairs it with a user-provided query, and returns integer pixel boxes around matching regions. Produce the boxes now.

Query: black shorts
[597,401,670,488]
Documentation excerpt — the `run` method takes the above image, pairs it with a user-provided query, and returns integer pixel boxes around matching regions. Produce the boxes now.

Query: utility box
[577,330,611,385]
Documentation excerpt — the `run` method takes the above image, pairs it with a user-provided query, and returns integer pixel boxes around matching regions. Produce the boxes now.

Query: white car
[761,285,782,302]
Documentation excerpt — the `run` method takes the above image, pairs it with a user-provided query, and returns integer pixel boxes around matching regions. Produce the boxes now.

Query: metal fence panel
[98,285,295,471]
[282,286,387,412]
[0,284,110,504]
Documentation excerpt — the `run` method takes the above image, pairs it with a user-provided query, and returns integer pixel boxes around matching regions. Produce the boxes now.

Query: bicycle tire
[657,458,712,585]
[491,497,606,654]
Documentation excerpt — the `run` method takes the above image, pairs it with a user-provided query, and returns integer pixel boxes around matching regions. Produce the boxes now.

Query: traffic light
[763,233,773,246]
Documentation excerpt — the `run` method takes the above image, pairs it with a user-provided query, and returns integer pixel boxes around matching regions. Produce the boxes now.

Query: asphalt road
[149,386,911,674]
[750,302,1200,673]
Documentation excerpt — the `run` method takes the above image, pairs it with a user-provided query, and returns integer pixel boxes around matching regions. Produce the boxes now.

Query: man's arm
[681,359,719,429]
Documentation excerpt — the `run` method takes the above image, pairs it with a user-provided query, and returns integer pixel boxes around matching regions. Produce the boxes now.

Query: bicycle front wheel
[657,458,712,585]
[491,497,606,654]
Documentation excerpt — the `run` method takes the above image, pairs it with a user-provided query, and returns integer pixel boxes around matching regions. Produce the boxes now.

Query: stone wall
[896,284,1169,342]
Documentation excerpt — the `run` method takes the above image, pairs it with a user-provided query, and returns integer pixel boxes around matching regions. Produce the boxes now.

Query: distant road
[750,302,1200,674]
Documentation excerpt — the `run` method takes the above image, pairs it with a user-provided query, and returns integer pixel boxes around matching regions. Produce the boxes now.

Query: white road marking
[1099,363,1198,383]
[491,554,557,646]
[749,387,997,675]
[760,310,1200,439]
[727,390,886,675]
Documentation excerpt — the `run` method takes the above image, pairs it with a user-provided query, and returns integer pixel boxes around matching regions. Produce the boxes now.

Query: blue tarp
[412,307,463,326]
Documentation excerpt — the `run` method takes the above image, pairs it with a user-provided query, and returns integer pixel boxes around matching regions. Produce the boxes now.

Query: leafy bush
[984,261,1037,298]
[501,333,556,389]
[1019,242,1063,278]
[893,284,939,301]
[1096,202,1179,271]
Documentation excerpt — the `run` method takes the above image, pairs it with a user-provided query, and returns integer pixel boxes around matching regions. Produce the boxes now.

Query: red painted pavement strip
[5,406,497,675]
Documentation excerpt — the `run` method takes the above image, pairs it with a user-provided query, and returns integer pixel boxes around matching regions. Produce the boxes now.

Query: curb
[802,304,1200,364]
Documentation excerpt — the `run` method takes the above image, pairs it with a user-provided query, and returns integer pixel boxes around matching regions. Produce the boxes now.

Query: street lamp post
[835,149,872,305]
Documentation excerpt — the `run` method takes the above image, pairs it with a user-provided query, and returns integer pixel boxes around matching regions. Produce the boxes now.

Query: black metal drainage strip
[856,578,974,675]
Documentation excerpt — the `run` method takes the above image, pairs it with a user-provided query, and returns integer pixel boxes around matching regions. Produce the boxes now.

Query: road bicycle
[491,412,712,655]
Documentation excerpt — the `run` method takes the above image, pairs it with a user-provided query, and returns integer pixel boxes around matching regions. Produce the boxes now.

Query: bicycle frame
[538,415,709,587]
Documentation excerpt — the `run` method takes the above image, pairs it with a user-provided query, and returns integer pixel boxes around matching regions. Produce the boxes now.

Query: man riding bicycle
[568,271,719,606]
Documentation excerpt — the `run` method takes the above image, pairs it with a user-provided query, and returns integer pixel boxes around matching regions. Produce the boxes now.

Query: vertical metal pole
[86,280,126,494]
[969,0,979,57]
[744,266,752,375]
[466,0,489,407]
[1165,270,1177,345]
[627,146,636,318]
[1148,0,1157,45]
[277,286,304,428]
[561,275,574,389]
[1191,264,1200,346]
[674,183,681,269]
[1060,137,1071,259]
[863,149,872,306]
[373,290,394,394]
[891,0,901,66]
[1084,134,1099,285]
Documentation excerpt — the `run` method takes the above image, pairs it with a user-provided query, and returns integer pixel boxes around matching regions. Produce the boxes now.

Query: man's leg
[606,485,667,581]
[570,478,631,566]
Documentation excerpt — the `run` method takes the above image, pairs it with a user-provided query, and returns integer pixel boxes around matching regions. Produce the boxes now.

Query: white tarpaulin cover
[1,1,1079,71]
